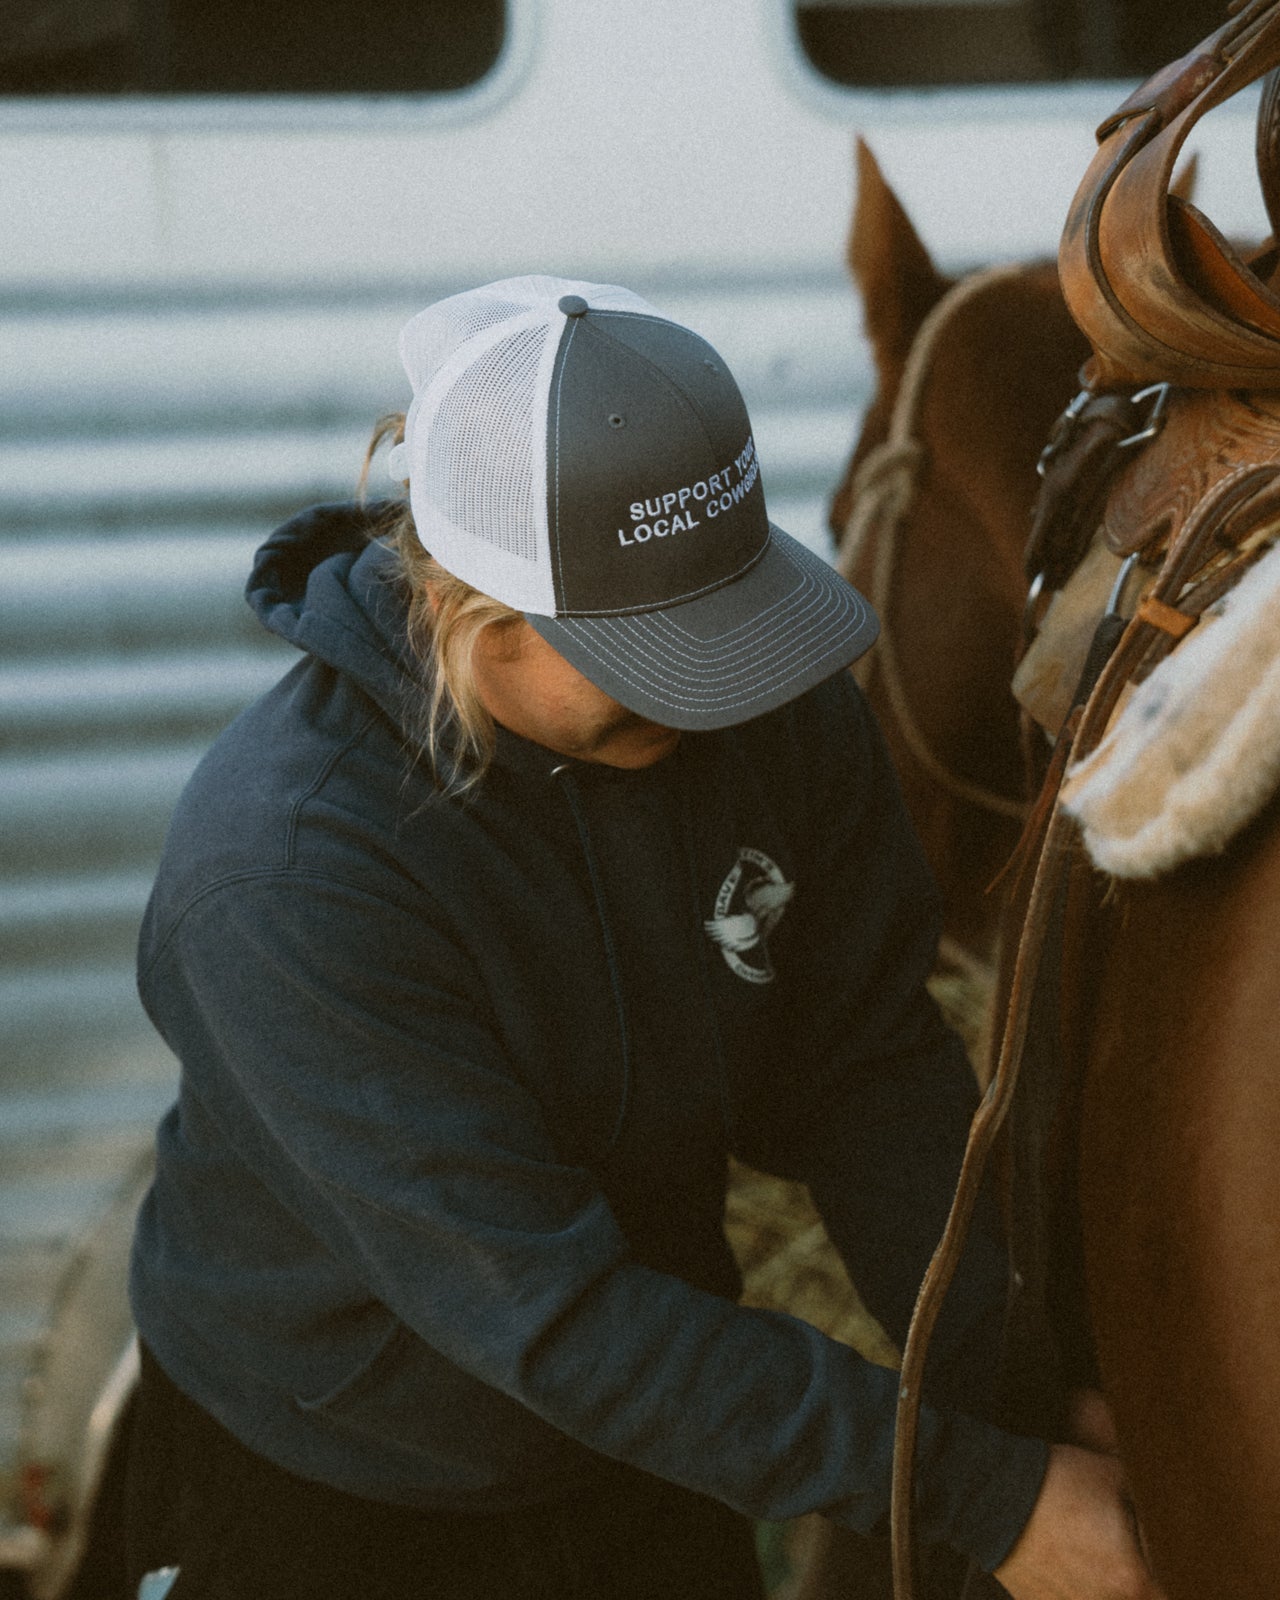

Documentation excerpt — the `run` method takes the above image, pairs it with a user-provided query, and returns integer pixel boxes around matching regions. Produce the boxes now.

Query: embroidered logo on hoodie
[704,847,794,985]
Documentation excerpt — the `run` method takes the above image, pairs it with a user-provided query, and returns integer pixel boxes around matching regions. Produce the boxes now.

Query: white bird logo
[704,877,794,952]
[705,849,794,983]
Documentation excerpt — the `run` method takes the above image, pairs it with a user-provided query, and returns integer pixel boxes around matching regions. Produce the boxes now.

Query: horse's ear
[849,137,950,380]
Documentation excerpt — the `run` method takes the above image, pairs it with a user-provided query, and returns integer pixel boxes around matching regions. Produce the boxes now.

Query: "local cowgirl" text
[617,437,759,546]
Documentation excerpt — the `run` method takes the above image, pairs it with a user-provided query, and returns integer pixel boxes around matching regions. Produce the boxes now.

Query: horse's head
[834,140,1089,599]
[831,139,1088,961]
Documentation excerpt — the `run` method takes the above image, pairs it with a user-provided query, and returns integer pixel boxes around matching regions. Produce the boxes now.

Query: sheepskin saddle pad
[1061,538,1280,878]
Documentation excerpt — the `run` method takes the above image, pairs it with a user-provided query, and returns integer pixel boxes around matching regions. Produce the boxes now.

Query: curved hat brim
[526,526,879,732]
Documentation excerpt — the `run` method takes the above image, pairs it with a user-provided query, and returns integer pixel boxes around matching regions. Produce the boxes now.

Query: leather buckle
[1036,388,1093,479]
[1116,382,1173,449]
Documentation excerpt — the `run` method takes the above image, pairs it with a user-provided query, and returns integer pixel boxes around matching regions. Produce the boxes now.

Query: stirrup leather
[1060,0,1280,390]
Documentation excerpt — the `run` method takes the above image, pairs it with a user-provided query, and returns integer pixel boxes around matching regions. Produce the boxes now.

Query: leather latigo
[1027,393,1150,586]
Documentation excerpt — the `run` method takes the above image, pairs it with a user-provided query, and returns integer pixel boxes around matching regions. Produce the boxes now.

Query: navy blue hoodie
[130,502,1046,1570]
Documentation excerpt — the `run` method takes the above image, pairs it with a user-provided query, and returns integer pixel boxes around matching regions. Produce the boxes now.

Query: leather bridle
[838,263,1035,827]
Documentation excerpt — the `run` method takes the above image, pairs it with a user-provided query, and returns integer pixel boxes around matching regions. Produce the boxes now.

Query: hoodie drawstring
[554,767,633,1156]
[675,780,736,1149]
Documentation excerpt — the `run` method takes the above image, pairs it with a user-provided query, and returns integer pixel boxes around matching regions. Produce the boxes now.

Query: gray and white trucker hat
[388,274,878,730]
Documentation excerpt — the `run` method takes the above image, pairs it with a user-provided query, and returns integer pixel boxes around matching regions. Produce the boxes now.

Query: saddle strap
[887,630,1129,1600]
[1259,63,1280,238]
[1026,387,1166,585]
[889,723,1083,1600]
[1060,0,1280,389]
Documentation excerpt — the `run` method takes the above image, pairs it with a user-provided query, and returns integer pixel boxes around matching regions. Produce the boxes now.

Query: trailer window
[795,0,1232,87]
[0,0,505,94]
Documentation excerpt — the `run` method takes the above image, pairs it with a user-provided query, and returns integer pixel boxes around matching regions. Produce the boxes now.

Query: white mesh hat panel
[426,324,545,563]
[398,294,532,391]
[396,277,665,614]
[401,305,557,612]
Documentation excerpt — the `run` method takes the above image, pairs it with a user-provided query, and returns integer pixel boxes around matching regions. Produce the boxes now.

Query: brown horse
[832,141,1280,1600]
[832,140,1089,968]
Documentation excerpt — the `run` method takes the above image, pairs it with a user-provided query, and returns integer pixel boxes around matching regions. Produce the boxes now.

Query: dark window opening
[0,0,505,95]
[796,1,1235,89]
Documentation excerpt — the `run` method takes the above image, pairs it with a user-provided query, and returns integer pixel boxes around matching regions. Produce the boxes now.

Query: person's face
[471,618,681,768]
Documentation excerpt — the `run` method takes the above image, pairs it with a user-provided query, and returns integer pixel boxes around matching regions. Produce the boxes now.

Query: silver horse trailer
[0,1,1255,1591]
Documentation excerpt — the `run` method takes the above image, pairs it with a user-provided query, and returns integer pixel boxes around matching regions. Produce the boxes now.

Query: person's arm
[731,675,1007,1414]
[140,865,1045,1572]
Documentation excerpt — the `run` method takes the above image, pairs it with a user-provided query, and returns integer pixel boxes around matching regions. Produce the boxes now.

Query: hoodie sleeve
[730,677,1031,1464]
[139,864,1044,1572]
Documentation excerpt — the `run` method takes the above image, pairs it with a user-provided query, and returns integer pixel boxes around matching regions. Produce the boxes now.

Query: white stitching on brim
[544,534,874,714]
[557,557,868,706]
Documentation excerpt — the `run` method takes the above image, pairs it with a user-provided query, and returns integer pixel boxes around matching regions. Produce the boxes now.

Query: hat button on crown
[559,295,590,317]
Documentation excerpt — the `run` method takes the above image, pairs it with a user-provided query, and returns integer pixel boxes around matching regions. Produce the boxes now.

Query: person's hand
[993,1443,1165,1600]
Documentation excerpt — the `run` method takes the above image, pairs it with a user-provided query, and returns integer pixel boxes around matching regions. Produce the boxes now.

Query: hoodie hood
[247,501,421,733]
[243,499,662,788]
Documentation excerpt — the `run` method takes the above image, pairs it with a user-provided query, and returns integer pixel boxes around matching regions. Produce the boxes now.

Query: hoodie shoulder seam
[138,861,421,988]
[284,712,381,866]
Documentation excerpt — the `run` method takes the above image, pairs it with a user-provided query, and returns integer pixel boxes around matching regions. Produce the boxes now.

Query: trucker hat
[387,274,878,731]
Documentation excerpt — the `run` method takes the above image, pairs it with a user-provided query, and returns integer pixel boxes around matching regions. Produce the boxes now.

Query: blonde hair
[361,414,523,790]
